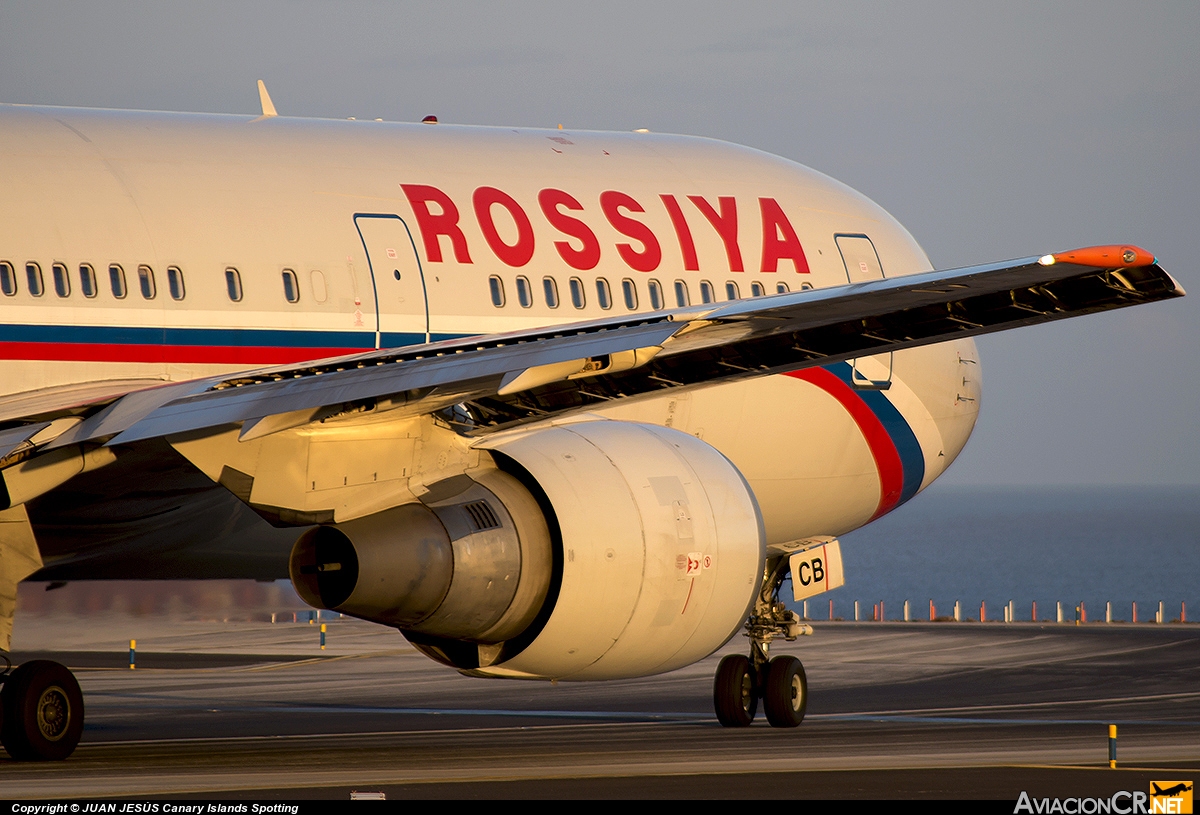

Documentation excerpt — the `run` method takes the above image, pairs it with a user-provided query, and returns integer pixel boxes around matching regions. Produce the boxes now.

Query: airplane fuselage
[0,103,979,556]
[5,100,1186,755]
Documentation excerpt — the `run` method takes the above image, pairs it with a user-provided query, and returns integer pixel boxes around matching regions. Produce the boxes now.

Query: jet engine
[289,420,765,681]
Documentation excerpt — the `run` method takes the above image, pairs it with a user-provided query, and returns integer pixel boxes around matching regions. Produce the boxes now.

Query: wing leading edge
[13,245,1184,457]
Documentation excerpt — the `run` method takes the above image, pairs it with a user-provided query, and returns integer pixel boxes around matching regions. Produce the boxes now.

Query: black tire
[763,655,807,728]
[1,660,85,760]
[713,653,757,727]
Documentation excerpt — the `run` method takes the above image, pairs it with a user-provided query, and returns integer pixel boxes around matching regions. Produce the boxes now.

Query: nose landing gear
[713,556,810,728]
[1,659,84,760]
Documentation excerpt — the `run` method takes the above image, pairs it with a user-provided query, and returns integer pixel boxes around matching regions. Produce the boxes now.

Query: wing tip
[1047,244,1155,268]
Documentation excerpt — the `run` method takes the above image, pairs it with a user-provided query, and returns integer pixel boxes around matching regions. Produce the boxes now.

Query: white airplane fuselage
[0,103,980,548]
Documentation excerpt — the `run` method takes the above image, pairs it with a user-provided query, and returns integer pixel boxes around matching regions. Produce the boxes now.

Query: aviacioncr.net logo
[1150,782,1193,814]
[1014,784,1193,815]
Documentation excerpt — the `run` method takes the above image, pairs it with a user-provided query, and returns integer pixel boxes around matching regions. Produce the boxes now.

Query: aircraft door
[836,234,885,283]
[354,214,430,349]
[835,233,892,390]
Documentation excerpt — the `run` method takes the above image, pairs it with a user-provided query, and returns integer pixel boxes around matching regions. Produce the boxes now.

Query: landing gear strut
[713,556,810,728]
[0,659,84,760]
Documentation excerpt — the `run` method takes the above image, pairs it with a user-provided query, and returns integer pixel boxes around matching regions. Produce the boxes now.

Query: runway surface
[5,616,1199,799]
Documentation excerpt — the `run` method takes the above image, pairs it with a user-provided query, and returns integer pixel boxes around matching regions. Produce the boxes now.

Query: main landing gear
[714,557,810,728]
[0,658,84,760]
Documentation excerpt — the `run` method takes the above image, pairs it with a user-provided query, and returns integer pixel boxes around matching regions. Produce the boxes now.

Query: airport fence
[799,598,1191,623]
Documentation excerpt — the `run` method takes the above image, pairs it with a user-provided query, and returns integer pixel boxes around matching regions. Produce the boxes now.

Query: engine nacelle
[474,420,764,680]
[289,419,764,681]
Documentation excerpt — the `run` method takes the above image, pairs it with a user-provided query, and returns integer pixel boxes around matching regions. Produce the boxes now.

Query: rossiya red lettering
[401,184,810,276]
[660,194,699,271]
[600,190,662,273]
[538,188,601,270]
[473,186,535,267]
[400,184,472,264]
[689,195,744,272]
[759,197,810,274]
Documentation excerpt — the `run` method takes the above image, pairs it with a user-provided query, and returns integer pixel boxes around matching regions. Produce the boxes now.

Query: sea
[809,484,1200,623]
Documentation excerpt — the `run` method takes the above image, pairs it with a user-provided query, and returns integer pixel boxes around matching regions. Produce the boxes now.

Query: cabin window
[725,281,740,300]
[648,279,663,310]
[674,280,690,307]
[0,262,15,296]
[488,275,505,307]
[515,275,532,308]
[281,269,299,303]
[699,280,715,304]
[225,268,243,302]
[569,277,586,309]
[79,264,97,298]
[595,278,612,310]
[137,265,156,299]
[800,282,813,291]
[52,263,70,297]
[543,276,559,308]
[622,278,637,310]
[109,264,127,298]
[26,263,44,297]
[776,281,790,294]
[167,266,186,301]
[750,281,766,297]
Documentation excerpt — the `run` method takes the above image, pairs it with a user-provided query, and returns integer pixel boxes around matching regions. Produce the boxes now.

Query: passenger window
[52,263,71,297]
[674,280,690,307]
[79,264,97,298]
[648,279,663,310]
[167,266,186,301]
[515,275,532,308]
[543,276,560,308]
[595,278,612,310]
[489,275,505,307]
[622,278,638,310]
[699,280,715,304]
[281,269,300,303]
[109,264,127,298]
[751,282,766,297]
[225,268,243,302]
[26,263,44,297]
[138,265,157,299]
[0,262,15,296]
[569,277,585,309]
[776,282,790,294]
[725,281,740,300]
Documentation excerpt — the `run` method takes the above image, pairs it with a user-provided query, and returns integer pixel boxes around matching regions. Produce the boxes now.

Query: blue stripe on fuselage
[825,361,925,506]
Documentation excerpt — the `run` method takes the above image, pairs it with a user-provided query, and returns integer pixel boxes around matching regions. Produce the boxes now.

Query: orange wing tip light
[1041,244,1156,268]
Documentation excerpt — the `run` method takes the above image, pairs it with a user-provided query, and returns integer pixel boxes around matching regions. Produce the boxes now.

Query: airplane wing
[0,243,1183,693]
[13,244,1179,456]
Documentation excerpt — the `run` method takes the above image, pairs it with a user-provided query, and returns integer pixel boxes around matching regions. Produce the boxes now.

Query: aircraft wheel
[1,660,84,760]
[762,655,807,728]
[713,653,758,727]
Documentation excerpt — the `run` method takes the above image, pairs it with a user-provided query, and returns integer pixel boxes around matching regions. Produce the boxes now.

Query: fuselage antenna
[257,80,278,118]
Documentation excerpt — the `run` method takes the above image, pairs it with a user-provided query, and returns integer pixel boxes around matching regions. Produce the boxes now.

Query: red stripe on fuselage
[784,368,903,520]
[0,343,359,365]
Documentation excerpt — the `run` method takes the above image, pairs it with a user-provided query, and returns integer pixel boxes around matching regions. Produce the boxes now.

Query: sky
[2,1,1197,486]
